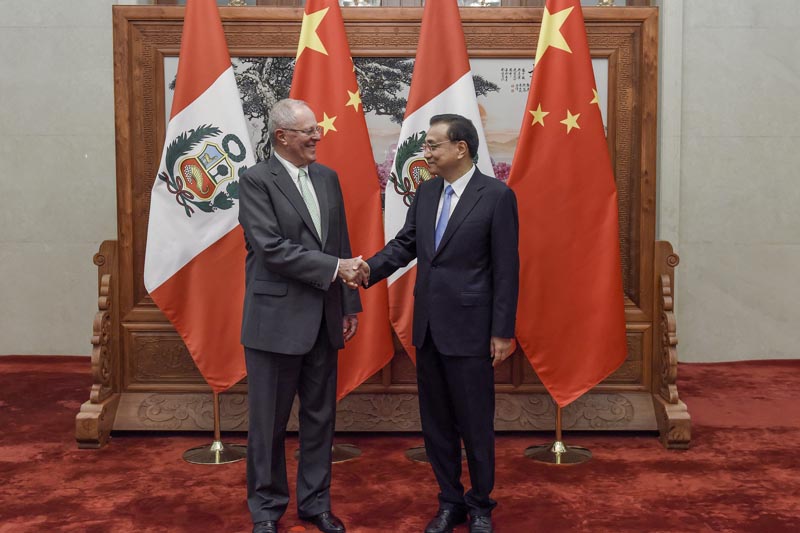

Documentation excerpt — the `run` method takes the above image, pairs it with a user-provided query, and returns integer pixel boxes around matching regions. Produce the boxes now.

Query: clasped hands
[338,256,370,289]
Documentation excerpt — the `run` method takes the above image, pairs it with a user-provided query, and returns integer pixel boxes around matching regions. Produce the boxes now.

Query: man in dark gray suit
[238,98,363,533]
[360,114,519,533]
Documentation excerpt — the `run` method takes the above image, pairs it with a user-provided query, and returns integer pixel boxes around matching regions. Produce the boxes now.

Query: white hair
[268,98,311,143]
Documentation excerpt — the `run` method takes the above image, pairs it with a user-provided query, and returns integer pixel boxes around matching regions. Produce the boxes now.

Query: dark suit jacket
[238,156,361,355]
[367,169,519,356]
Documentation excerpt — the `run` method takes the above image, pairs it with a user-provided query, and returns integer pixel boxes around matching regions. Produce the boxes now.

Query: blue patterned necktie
[434,185,454,250]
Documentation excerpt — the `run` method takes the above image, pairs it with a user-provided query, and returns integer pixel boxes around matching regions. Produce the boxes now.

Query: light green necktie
[297,168,321,237]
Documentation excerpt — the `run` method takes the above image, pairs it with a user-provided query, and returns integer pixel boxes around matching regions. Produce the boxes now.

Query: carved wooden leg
[74,242,121,449]
[75,395,121,449]
[652,241,691,449]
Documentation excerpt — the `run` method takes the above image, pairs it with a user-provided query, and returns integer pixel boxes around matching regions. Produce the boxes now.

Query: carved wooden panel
[112,390,657,432]
[126,329,201,384]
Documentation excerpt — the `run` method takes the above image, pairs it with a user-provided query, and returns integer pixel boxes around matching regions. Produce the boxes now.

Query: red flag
[384,0,495,363]
[144,0,254,392]
[290,0,393,399]
[507,0,627,407]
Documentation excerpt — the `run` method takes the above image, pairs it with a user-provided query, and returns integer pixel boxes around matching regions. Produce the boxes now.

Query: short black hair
[429,114,479,159]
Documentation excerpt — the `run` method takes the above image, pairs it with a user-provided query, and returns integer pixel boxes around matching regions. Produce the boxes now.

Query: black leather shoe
[252,521,277,533]
[300,511,346,533]
[424,508,467,533]
[469,515,493,533]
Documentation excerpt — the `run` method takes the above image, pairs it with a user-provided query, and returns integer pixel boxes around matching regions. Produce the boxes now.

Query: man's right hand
[338,256,369,289]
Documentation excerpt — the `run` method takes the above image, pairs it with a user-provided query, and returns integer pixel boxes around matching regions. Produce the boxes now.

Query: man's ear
[456,140,469,159]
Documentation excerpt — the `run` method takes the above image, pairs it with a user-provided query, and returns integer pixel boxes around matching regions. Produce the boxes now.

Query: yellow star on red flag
[529,103,549,127]
[560,110,580,134]
[535,6,574,64]
[318,112,337,135]
[296,8,329,60]
[590,88,599,105]
[346,89,362,112]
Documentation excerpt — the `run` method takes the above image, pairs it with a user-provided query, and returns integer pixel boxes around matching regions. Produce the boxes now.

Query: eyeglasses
[421,140,455,152]
[283,125,323,136]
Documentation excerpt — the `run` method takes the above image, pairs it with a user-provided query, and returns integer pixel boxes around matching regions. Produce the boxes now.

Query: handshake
[338,256,370,289]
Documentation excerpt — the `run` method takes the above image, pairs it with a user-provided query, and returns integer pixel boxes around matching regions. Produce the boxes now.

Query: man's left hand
[343,315,359,342]
[490,337,515,368]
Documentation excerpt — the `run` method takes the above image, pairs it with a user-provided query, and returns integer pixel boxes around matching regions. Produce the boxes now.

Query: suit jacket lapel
[269,157,322,245]
[307,165,329,248]
[434,171,484,257]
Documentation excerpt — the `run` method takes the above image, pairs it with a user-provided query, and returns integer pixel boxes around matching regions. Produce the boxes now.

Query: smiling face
[274,104,321,167]
[423,122,470,182]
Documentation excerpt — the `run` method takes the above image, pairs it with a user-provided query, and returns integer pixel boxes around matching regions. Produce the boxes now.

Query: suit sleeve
[239,168,338,291]
[491,186,520,338]
[365,186,420,285]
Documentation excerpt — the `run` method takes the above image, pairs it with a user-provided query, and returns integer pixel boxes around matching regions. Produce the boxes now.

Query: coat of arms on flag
[389,130,430,207]
[158,124,249,217]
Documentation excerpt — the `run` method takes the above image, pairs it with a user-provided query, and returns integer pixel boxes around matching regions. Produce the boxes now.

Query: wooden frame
[76,6,690,449]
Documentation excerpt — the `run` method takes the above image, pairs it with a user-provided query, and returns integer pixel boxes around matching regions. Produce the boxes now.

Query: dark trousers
[417,330,497,517]
[245,321,337,523]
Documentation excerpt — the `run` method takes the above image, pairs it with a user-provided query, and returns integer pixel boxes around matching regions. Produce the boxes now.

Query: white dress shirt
[436,164,475,222]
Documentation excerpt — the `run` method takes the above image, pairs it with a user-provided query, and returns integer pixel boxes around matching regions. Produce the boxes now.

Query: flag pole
[183,391,247,465]
[524,402,592,465]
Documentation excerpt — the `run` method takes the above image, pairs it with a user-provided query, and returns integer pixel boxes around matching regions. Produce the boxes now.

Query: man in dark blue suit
[362,114,519,533]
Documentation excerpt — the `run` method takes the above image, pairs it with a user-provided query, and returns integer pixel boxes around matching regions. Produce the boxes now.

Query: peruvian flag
[507,0,627,407]
[385,0,494,362]
[144,0,254,393]
[290,0,394,399]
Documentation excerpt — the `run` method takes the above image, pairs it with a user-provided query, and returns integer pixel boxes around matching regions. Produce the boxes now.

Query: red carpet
[1,356,799,532]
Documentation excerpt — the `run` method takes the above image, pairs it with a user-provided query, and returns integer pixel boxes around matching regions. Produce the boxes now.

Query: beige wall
[657,0,800,361]
[1,1,797,361]
[0,1,137,354]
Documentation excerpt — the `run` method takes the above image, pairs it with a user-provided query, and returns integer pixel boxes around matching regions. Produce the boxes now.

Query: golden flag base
[524,441,592,465]
[183,440,247,465]
[525,405,592,465]
[182,392,247,465]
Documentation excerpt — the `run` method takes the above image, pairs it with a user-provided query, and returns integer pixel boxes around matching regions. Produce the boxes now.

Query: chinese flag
[290,0,393,399]
[507,0,627,407]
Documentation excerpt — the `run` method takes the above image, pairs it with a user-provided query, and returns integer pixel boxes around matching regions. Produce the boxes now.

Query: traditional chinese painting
[163,56,608,189]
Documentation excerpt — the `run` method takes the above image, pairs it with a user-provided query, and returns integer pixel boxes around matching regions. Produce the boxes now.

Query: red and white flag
[144,0,254,393]
[385,0,494,362]
[507,0,627,407]
[290,0,394,399]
